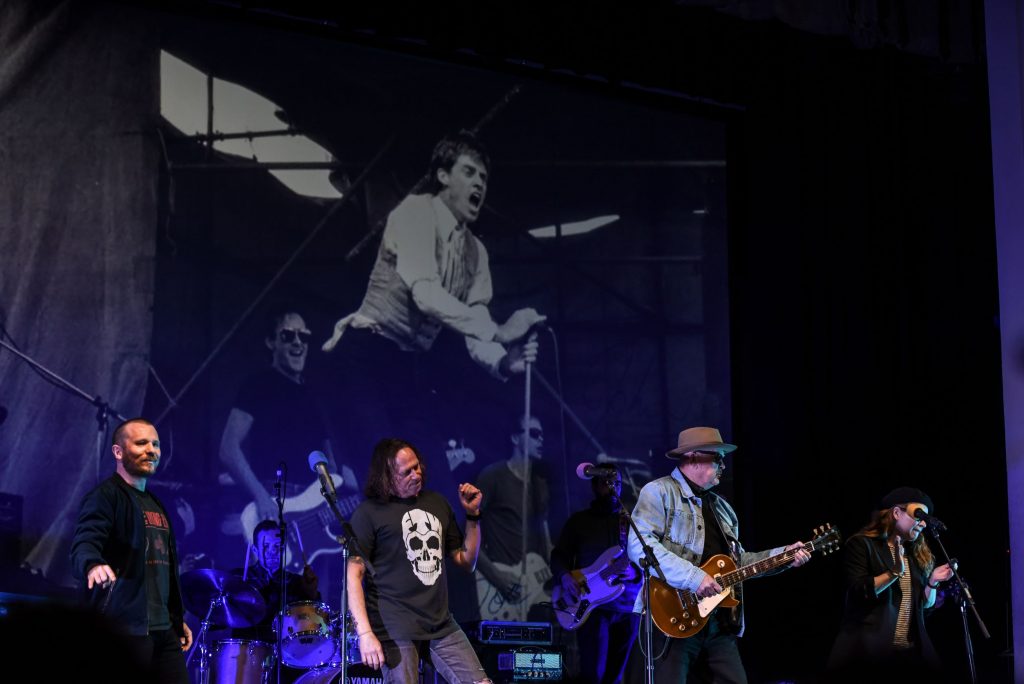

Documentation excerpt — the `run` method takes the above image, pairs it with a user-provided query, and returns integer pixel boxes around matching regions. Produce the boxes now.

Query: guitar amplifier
[499,649,563,681]
[478,620,553,645]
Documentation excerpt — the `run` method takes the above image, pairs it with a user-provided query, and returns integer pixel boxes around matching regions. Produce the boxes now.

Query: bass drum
[293,664,383,683]
[209,639,273,684]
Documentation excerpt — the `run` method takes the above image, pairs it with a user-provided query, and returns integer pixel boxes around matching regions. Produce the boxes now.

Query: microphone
[308,451,339,502]
[575,462,618,480]
[912,508,947,533]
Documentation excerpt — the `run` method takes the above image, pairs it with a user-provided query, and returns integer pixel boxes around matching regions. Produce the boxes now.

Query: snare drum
[209,639,272,684]
[275,600,334,667]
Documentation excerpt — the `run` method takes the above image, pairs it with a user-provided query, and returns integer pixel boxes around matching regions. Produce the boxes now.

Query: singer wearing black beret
[825,486,955,682]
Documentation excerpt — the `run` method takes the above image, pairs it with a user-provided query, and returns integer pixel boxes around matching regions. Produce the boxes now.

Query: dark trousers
[577,610,640,684]
[124,628,190,684]
[628,613,746,684]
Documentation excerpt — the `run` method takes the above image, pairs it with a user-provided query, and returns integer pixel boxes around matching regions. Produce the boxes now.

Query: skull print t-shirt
[349,490,464,640]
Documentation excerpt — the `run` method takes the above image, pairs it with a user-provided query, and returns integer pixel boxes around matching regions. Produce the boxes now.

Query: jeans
[577,610,640,684]
[382,628,490,684]
[628,613,746,684]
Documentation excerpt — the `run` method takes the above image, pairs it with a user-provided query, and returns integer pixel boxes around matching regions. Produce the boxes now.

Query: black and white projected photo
[2,2,1017,683]
[1,0,727,643]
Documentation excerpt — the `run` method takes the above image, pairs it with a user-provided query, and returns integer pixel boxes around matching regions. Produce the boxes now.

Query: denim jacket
[627,467,784,635]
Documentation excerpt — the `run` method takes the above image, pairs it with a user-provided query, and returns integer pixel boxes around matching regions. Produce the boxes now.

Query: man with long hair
[347,438,492,683]
[826,487,955,681]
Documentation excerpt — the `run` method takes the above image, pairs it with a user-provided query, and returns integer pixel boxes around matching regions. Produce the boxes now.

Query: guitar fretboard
[718,535,829,589]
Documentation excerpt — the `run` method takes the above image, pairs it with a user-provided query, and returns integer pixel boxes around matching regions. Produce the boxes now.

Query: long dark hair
[853,507,935,576]
[363,437,427,501]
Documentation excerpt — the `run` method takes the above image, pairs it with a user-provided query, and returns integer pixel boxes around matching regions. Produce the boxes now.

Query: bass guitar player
[550,463,641,684]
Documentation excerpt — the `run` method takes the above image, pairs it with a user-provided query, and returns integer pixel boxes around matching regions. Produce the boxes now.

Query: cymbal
[180,568,266,628]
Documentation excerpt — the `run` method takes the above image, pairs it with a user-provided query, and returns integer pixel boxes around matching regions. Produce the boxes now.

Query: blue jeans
[382,628,490,684]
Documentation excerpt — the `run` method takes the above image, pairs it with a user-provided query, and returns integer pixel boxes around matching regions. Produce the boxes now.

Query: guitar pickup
[574,599,590,621]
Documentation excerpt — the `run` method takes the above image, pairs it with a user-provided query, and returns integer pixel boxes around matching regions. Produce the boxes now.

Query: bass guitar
[650,523,840,639]
[239,475,361,572]
[475,552,552,622]
[551,545,638,630]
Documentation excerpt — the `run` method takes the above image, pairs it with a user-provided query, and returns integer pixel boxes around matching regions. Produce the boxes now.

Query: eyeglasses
[278,329,312,344]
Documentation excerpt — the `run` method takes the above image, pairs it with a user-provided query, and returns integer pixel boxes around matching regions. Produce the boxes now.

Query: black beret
[879,486,934,513]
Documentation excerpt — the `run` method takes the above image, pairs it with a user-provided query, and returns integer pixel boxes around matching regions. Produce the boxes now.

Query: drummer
[232,520,320,677]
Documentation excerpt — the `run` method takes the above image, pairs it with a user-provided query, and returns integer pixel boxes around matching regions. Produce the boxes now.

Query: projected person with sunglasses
[474,414,554,622]
[219,308,357,585]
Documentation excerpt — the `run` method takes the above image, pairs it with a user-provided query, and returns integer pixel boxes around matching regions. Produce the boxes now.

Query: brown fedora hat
[666,427,737,459]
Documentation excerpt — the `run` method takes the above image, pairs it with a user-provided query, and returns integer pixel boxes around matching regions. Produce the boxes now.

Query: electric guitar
[239,475,362,572]
[551,545,639,630]
[475,552,553,622]
[650,523,840,639]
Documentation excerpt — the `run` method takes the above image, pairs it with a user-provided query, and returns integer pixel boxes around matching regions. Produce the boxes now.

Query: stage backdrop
[0,1,729,627]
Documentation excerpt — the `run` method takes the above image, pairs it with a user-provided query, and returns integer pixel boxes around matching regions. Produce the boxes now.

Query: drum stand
[187,595,224,684]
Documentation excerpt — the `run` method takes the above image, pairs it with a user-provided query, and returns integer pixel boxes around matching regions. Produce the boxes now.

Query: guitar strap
[704,491,744,631]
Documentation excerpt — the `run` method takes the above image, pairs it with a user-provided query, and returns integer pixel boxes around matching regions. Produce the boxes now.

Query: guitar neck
[719,539,817,589]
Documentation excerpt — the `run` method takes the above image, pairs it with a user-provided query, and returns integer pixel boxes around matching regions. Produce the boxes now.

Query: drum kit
[181,568,362,684]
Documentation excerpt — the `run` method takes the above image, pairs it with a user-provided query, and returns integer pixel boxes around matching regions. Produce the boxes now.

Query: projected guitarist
[219,307,357,587]
[550,463,640,684]
[475,414,554,622]
[625,427,812,684]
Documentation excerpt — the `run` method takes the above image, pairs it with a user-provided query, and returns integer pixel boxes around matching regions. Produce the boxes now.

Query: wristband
[465,511,481,521]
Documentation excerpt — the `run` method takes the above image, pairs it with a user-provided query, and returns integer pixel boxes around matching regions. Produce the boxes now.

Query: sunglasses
[278,329,312,344]
[528,428,543,438]
[691,450,725,465]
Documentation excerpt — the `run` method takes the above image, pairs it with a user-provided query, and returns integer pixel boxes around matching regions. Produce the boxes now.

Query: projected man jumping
[323,130,543,378]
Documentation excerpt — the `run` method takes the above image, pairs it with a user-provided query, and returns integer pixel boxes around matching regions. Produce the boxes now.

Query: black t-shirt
[131,488,172,631]
[477,460,549,566]
[349,490,464,641]
[234,369,331,484]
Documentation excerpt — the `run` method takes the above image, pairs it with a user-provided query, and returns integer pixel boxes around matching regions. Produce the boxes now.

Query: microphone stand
[275,463,287,684]
[926,527,989,684]
[0,337,126,480]
[520,351,533,611]
[316,479,376,684]
[608,475,662,684]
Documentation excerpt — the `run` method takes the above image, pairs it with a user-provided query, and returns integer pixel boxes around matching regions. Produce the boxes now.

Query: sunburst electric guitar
[240,475,361,572]
[650,523,840,639]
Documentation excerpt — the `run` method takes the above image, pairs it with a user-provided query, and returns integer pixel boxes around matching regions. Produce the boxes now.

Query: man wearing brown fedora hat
[626,426,812,683]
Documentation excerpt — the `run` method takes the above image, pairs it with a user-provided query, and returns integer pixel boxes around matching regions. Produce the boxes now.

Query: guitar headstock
[810,523,842,555]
